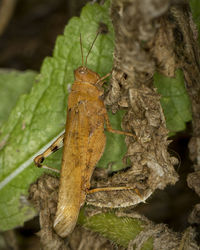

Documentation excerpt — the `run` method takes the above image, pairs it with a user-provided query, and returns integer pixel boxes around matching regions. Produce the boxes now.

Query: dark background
[0,0,88,71]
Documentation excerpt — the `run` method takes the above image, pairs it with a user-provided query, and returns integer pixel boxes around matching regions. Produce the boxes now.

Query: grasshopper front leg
[34,133,65,173]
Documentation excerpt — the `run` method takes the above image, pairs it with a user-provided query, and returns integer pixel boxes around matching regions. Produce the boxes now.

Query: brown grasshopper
[34,33,135,238]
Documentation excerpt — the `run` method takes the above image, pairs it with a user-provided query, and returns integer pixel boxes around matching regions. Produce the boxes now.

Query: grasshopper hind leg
[34,133,65,173]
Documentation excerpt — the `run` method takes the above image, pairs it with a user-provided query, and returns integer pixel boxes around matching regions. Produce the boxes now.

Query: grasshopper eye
[79,67,87,75]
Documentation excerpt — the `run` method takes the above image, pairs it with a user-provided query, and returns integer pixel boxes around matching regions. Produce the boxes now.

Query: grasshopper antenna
[85,32,99,67]
[80,33,84,67]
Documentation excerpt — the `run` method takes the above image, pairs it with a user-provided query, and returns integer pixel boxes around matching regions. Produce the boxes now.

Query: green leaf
[97,110,129,171]
[0,0,115,231]
[0,70,37,126]
[190,0,200,43]
[78,210,152,248]
[154,69,192,134]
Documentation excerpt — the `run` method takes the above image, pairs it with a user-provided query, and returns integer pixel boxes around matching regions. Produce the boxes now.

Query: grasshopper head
[74,66,100,84]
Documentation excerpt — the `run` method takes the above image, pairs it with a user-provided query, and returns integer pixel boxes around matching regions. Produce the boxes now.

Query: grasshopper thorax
[74,66,100,84]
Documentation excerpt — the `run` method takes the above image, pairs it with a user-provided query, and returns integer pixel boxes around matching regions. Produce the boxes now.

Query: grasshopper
[34,33,135,237]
